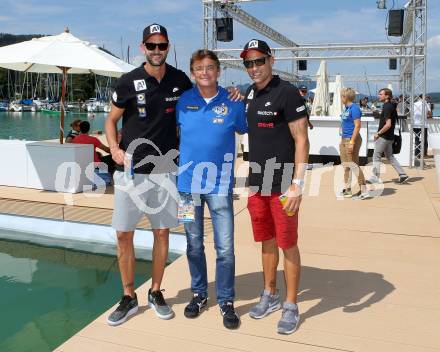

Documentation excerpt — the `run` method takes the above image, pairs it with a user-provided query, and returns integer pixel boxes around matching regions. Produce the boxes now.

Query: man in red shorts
[241,39,309,334]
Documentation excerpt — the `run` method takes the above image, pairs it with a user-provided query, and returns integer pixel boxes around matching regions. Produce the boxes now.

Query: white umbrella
[311,60,330,116]
[330,74,344,117]
[0,28,135,142]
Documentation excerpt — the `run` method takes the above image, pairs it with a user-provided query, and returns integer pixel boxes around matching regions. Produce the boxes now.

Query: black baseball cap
[143,23,168,42]
[299,85,308,91]
[240,39,272,58]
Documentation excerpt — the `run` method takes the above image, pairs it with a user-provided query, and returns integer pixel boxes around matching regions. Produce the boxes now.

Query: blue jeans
[184,193,235,305]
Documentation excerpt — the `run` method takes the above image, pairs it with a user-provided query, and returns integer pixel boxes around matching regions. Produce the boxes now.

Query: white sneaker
[352,191,371,200]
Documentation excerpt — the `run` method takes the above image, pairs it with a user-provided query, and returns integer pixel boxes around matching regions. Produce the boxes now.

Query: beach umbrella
[330,74,344,117]
[311,60,330,116]
[0,28,135,143]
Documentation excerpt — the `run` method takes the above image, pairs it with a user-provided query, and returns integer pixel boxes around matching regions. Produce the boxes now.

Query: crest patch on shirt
[296,105,306,113]
[186,105,199,111]
[136,93,145,104]
[138,107,147,119]
[212,103,228,116]
[212,117,224,124]
[133,79,147,92]
[247,90,254,100]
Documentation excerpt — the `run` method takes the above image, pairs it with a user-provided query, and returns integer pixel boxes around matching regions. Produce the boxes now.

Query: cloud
[428,35,440,48]
[265,7,385,44]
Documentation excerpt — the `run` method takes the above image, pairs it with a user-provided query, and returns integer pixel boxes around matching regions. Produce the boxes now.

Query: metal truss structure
[399,0,428,168]
[202,0,428,169]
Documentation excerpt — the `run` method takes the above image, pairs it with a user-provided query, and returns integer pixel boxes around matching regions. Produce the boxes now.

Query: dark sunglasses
[144,42,169,51]
[243,56,268,69]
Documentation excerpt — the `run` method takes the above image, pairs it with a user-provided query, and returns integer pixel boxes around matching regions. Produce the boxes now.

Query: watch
[292,179,305,189]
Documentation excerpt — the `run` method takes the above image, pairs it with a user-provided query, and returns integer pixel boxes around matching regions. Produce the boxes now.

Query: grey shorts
[112,171,178,231]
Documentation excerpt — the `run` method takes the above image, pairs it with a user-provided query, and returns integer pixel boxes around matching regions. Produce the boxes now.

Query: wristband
[292,179,305,189]
[349,140,355,145]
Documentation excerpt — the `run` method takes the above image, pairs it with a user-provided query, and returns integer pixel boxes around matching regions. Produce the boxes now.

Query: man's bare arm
[282,116,309,214]
[289,116,310,181]
[105,103,125,165]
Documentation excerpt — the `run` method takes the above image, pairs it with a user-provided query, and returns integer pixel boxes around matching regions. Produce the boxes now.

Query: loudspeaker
[216,17,233,42]
[298,60,307,71]
[388,9,404,36]
[389,58,397,70]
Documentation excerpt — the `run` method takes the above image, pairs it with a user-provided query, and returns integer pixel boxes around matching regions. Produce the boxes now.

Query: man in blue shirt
[339,87,368,199]
[176,49,247,329]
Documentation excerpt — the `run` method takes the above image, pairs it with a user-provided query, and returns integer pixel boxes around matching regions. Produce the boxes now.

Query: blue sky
[1,0,439,93]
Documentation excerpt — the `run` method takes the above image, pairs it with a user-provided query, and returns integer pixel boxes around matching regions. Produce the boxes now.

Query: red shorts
[247,193,298,249]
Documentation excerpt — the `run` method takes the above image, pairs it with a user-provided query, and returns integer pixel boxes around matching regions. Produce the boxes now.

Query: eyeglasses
[243,56,268,69]
[144,42,169,51]
[193,65,217,73]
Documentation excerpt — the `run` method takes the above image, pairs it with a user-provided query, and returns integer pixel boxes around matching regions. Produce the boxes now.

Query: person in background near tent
[413,94,432,160]
[370,88,408,184]
[73,120,115,174]
[359,97,371,111]
[339,88,369,200]
[65,119,82,143]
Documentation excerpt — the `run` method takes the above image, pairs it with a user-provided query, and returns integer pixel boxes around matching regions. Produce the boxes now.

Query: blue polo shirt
[341,103,362,138]
[177,86,247,195]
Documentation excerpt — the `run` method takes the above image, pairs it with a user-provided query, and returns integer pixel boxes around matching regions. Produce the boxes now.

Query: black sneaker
[148,289,174,320]
[220,301,240,329]
[184,294,208,318]
[398,175,409,184]
[107,294,138,326]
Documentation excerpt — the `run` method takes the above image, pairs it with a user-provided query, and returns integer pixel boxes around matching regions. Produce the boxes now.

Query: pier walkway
[2,159,440,351]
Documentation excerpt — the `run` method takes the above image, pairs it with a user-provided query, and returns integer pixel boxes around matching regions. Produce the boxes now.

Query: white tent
[329,74,344,117]
[387,83,394,94]
[0,29,135,142]
[310,82,358,95]
[311,60,330,116]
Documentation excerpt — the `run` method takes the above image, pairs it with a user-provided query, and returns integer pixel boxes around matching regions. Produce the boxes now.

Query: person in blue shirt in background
[339,87,369,200]
[176,49,247,329]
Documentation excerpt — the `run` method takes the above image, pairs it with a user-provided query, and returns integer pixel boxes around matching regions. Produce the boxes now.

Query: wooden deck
[1,158,440,351]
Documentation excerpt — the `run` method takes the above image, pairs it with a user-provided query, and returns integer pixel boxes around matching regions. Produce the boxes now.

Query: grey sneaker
[277,302,300,335]
[107,294,138,326]
[148,289,174,320]
[249,290,281,319]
